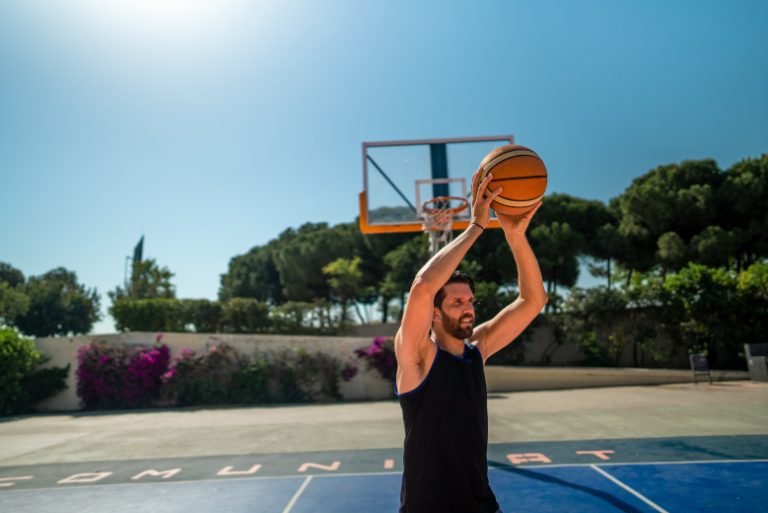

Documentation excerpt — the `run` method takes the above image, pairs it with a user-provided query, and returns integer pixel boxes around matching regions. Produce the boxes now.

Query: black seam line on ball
[496,196,543,203]
[491,175,548,182]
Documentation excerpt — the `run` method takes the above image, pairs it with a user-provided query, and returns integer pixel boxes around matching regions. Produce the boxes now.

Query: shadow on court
[489,461,647,513]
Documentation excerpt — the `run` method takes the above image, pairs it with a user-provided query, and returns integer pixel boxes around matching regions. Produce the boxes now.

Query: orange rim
[421,196,469,215]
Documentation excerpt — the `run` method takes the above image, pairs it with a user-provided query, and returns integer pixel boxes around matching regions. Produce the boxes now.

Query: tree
[465,228,512,285]
[219,243,283,303]
[272,223,359,302]
[529,222,581,311]
[356,230,414,322]
[323,256,368,324]
[0,283,30,324]
[0,263,29,324]
[589,222,630,288]
[14,268,100,337]
[716,154,768,269]
[110,259,176,302]
[0,262,25,288]
[534,193,614,253]
[613,159,722,276]
[690,226,741,268]
[531,195,621,290]
[382,236,429,319]
[472,281,516,324]
[108,259,176,333]
[656,231,687,276]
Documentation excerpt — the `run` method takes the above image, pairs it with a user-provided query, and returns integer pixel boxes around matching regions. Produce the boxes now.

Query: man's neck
[431,332,466,357]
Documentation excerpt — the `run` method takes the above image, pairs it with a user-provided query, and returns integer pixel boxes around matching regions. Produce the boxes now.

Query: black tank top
[397,341,499,513]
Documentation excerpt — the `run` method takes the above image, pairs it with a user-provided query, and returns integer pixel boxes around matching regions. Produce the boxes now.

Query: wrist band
[470,222,485,231]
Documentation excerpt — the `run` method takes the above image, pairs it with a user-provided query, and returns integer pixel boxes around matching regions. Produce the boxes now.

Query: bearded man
[395,171,548,513]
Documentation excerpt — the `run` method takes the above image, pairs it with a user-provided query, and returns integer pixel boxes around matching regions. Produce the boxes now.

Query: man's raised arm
[395,172,501,365]
[475,203,548,362]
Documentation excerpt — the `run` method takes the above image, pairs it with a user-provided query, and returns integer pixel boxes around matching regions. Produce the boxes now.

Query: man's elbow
[525,290,548,310]
[410,274,438,295]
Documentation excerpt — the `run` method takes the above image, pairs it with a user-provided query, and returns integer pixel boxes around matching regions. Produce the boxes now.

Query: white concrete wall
[34,332,394,412]
[485,366,749,392]
[34,331,749,412]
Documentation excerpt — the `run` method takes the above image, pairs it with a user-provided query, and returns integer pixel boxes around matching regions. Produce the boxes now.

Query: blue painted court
[2,436,766,512]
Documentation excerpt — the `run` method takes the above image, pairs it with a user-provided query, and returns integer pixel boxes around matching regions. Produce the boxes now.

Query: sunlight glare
[79,0,244,41]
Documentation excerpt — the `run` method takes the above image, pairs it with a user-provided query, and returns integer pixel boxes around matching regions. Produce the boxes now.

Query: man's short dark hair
[434,271,475,309]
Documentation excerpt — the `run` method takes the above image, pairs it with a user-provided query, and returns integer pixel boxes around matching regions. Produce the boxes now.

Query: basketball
[472,144,547,216]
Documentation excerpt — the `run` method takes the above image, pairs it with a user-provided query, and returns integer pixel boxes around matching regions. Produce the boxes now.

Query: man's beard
[440,311,475,340]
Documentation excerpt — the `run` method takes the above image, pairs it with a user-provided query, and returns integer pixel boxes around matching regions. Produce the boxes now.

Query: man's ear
[433,307,441,322]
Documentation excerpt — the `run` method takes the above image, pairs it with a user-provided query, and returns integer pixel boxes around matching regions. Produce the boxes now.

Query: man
[395,170,548,513]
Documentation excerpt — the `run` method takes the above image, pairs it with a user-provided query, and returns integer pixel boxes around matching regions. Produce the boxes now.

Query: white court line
[2,459,765,494]
[489,458,768,471]
[282,475,313,513]
[590,465,669,513]
[594,458,768,468]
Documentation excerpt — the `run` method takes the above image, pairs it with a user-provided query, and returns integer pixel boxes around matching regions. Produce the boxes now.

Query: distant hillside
[368,205,416,224]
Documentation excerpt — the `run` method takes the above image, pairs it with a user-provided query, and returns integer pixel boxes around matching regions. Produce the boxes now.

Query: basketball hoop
[421,196,469,254]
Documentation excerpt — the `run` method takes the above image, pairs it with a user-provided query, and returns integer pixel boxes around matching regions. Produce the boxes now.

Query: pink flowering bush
[340,357,359,382]
[162,344,350,405]
[354,336,396,382]
[161,344,244,406]
[76,338,356,410]
[76,339,170,409]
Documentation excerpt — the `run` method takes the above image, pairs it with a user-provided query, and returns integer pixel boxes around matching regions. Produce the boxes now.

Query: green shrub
[230,358,271,403]
[20,364,69,408]
[545,287,666,367]
[0,325,68,415]
[270,300,339,335]
[265,351,304,402]
[222,298,271,333]
[277,349,343,402]
[162,344,244,406]
[181,299,222,333]
[662,263,744,368]
[111,299,185,332]
[109,297,349,336]
[162,343,344,406]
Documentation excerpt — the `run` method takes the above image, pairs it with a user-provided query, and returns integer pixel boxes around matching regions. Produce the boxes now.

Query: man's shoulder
[395,330,436,363]
[467,331,489,363]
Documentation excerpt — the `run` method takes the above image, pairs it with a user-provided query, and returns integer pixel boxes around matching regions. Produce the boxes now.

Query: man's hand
[497,201,542,235]
[471,170,503,228]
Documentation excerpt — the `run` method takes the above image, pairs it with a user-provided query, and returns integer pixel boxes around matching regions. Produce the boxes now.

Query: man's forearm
[414,224,484,290]
[505,232,547,302]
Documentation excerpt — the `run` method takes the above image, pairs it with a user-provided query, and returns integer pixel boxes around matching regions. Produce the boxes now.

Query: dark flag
[133,236,144,265]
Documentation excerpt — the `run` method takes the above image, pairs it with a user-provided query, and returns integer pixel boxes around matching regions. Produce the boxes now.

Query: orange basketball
[472,144,548,216]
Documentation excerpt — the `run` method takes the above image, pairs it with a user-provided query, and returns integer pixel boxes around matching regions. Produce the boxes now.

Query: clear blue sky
[1,0,766,334]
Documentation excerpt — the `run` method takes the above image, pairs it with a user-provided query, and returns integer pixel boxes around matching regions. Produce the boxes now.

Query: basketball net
[421,196,469,255]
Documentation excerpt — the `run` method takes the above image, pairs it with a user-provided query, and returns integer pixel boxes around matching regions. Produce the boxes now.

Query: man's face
[435,282,476,340]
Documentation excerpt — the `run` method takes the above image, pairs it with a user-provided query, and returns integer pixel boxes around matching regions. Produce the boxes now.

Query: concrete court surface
[1,381,767,467]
